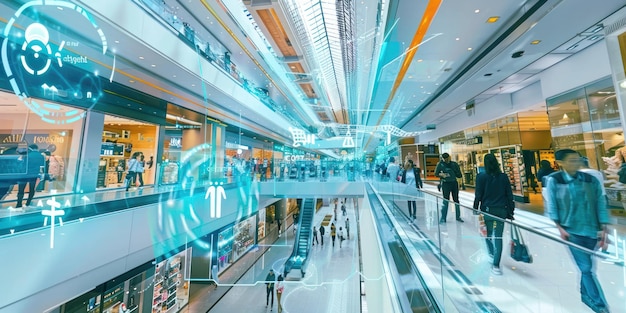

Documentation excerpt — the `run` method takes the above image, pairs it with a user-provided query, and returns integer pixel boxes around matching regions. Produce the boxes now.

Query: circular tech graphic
[153,144,259,262]
[1,0,108,124]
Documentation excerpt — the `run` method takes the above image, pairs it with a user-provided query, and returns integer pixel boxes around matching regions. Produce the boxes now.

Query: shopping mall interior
[1,0,626,312]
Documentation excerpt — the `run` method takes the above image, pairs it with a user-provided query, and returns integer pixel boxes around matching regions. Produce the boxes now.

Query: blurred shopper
[125,152,141,191]
[345,217,350,239]
[545,149,610,313]
[400,159,423,220]
[330,222,336,247]
[338,227,344,248]
[536,160,555,186]
[435,153,463,223]
[319,223,325,245]
[472,153,515,276]
[312,226,319,246]
[136,154,145,187]
[265,269,276,309]
[16,144,45,209]
[276,274,284,313]
[36,151,51,192]
[387,156,400,182]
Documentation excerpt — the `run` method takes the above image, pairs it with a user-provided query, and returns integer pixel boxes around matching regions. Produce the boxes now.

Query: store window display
[98,115,158,190]
[0,93,83,207]
[547,77,625,207]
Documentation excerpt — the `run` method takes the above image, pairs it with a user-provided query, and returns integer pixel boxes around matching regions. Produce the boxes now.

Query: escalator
[283,198,315,278]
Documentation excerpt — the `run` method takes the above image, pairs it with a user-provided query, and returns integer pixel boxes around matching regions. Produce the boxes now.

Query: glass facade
[547,77,624,204]
[0,93,84,200]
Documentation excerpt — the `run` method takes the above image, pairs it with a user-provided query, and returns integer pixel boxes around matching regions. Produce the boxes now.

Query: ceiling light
[420,86,424,89]
[455,37,460,41]
[486,16,500,23]
[620,81,626,89]
[566,44,579,51]
[129,80,135,83]
[417,59,423,62]
[139,56,144,60]
[192,84,196,87]
[439,59,444,63]
[530,40,541,45]
[290,66,296,69]
[474,9,480,13]
[173,75,176,78]
[115,40,119,44]
[467,47,472,51]
[151,64,156,67]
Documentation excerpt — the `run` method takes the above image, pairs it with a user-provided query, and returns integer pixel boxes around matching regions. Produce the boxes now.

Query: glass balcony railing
[368,179,626,312]
[134,0,302,127]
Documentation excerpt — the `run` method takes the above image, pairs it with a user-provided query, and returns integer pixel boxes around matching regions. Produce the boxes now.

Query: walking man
[545,149,610,313]
[265,269,276,309]
[312,226,319,246]
[330,223,336,247]
[434,153,463,223]
[319,224,325,245]
[345,217,350,239]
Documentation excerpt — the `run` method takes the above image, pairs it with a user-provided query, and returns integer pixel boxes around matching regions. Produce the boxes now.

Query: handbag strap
[511,224,526,245]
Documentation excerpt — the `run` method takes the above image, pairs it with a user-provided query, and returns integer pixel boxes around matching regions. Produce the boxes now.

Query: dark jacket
[25,149,45,179]
[434,161,462,183]
[473,172,514,218]
[536,167,555,185]
[400,167,423,188]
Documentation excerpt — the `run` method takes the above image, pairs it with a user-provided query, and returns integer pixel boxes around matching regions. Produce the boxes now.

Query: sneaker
[491,266,502,275]
[439,219,446,224]
[456,218,464,223]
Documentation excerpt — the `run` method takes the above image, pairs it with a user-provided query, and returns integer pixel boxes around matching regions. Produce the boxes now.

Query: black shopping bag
[510,224,533,263]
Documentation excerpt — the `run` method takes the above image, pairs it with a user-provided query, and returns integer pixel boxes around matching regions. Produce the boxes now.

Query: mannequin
[615,146,626,165]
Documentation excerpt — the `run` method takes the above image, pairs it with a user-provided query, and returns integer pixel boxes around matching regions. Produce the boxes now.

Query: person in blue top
[472,153,515,276]
[545,149,610,313]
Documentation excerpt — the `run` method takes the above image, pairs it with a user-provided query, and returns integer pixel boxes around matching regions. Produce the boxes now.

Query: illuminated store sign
[169,137,182,149]
[205,182,226,218]
[289,127,316,147]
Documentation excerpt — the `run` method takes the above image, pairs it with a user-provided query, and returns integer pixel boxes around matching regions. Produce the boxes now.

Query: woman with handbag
[473,153,515,275]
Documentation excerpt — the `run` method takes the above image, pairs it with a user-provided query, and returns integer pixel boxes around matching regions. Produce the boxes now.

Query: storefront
[224,132,274,180]
[151,249,191,312]
[0,91,83,198]
[98,115,158,189]
[232,215,257,260]
[546,77,624,206]
[58,248,192,313]
[440,113,553,203]
[216,227,234,272]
